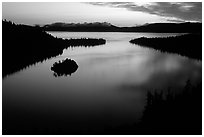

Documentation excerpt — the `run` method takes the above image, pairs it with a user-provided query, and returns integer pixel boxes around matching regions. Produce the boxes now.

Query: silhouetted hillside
[130,33,202,60]
[101,81,202,135]
[125,22,202,33]
[43,22,201,33]
[2,20,106,77]
[139,81,202,135]
[44,22,119,32]
[3,79,200,135]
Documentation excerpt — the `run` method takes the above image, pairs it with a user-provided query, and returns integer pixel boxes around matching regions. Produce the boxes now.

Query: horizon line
[2,19,202,27]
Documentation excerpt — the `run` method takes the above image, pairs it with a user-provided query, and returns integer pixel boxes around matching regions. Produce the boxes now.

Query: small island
[51,58,78,77]
[129,33,202,60]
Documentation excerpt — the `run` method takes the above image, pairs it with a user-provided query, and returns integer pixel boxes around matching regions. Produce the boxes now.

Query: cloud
[88,2,202,22]
[166,19,186,23]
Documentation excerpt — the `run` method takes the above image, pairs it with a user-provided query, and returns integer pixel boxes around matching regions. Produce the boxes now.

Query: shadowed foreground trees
[106,81,202,135]
[2,80,201,135]
[129,33,202,60]
[139,81,202,134]
[2,20,106,78]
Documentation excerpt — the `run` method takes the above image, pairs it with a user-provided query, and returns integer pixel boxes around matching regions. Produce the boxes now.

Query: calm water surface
[3,32,201,132]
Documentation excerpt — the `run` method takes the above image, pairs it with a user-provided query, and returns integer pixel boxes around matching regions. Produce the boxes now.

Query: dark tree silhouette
[51,58,78,77]
[2,20,106,78]
[130,33,202,60]
[139,81,202,135]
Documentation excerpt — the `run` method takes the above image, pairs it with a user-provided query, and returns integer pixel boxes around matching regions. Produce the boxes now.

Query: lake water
[3,32,202,133]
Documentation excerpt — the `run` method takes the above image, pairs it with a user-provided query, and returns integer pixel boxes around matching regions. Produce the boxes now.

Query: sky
[2,2,202,27]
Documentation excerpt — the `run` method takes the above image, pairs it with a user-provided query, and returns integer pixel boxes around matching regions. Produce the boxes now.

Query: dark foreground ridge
[138,81,202,135]
[129,33,202,60]
[3,20,106,78]
[110,80,202,135]
[3,80,201,135]
[51,58,78,77]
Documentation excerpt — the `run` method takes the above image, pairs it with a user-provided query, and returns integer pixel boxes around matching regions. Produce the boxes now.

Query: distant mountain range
[43,22,202,33]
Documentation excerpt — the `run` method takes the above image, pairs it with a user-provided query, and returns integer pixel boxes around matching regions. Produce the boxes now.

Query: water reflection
[118,53,201,92]
[2,32,201,134]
